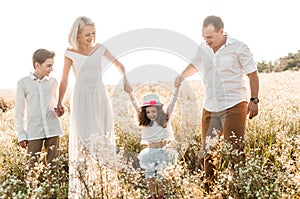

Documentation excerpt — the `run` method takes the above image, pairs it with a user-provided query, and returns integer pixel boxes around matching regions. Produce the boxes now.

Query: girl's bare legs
[147,178,167,199]
[157,178,166,198]
[147,178,157,198]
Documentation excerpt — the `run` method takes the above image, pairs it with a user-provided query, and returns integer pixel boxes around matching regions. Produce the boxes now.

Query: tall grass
[0,71,299,198]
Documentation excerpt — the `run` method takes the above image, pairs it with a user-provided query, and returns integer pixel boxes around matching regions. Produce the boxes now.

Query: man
[174,15,259,192]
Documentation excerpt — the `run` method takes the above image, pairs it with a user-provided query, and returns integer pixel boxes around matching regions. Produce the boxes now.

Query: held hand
[19,140,28,149]
[247,101,258,119]
[123,76,133,94]
[174,75,184,88]
[125,84,133,95]
[55,103,65,117]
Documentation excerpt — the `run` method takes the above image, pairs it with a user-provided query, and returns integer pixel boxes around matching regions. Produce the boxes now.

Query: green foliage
[0,98,12,112]
[258,50,300,72]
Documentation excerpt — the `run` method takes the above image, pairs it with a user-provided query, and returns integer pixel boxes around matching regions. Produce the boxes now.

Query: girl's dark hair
[138,105,169,128]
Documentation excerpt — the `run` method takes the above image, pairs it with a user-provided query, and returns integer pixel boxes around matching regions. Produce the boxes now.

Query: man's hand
[247,101,258,119]
[123,76,133,93]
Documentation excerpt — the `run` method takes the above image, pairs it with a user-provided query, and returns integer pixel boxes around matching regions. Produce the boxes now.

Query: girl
[126,87,179,199]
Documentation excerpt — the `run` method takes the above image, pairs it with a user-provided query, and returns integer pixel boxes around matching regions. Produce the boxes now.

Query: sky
[0,0,299,89]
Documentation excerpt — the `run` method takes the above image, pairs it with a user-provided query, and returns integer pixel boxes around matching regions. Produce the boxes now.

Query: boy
[14,48,64,169]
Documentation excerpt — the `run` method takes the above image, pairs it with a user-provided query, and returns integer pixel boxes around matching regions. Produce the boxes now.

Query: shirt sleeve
[167,87,179,115]
[53,78,58,100]
[191,46,202,68]
[238,43,257,74]
[14,80,27,142]
[190,44,205,78]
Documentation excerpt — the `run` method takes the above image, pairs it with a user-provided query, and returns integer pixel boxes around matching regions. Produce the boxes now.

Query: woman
[56,16,129,198]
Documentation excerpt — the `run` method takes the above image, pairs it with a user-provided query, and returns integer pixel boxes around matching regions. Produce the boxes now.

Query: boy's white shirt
[14,72,63,142]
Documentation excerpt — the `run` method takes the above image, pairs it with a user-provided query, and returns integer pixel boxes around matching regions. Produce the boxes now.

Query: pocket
[220,56,234,67]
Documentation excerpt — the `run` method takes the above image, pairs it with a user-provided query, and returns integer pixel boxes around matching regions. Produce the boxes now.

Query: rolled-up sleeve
[238,43,257,75]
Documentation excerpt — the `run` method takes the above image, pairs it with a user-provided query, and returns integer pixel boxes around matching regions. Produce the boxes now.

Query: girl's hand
[125,85,133,94]
[174,75,184,88]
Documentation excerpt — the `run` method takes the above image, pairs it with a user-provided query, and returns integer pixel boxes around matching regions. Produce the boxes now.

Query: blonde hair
[68,16,95,49]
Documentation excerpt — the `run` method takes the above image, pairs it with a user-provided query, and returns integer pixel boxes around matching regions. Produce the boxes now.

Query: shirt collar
[202,33,234,52]
[224,34,235,47]
[29,72,49,81]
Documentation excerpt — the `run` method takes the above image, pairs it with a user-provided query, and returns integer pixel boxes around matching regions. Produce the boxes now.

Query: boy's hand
[19,140,28,149]
[55,104,65,117]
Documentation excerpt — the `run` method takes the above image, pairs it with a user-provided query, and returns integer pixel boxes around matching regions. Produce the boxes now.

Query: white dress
[65,45,117,198]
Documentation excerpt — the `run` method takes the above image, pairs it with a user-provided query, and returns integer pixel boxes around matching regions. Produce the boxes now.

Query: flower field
[0,71,299,198]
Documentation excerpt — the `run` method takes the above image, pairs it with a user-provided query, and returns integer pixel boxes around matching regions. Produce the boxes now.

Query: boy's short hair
[32,49,55,68]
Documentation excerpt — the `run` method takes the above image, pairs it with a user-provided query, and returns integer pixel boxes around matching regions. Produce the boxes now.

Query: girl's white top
[131,88,178,144]
[140,120,175,144]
